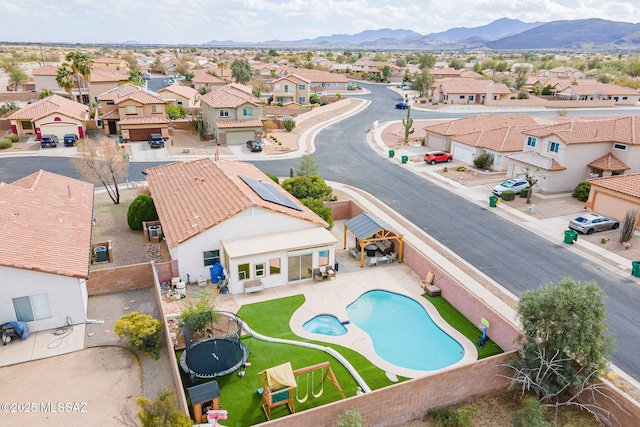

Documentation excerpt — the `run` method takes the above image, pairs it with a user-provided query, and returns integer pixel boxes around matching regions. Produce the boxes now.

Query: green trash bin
[401,155,408,164]
[388,150,395,158]
[563,229,578,244]
[632,261,640,277]
[489,196,498,207]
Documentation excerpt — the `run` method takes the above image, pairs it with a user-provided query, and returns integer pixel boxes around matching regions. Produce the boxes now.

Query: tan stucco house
[7,94,89,140]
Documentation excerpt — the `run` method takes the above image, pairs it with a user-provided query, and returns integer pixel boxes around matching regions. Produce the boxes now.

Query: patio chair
[325,266,336,279]
[312,268,324,281]
[387,252,398,263]
[368,257,378,267]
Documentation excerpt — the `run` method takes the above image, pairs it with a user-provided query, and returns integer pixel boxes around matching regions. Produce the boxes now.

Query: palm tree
[56,67,75,96]
[65,51,93,103]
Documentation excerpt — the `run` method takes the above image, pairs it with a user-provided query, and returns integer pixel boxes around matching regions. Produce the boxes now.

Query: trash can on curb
[489,196,499,207]
[401,155,408,164]
[388,150,395,158]
[632,261,640,277]
[564,229,578,244]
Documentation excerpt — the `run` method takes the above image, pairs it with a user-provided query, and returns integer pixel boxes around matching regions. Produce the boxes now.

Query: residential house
[557,83,640,105]
[31,65,61,93]
[97,83,170,141]
[507,116,640,193]
[200,83,263,145]
[429,68,463,79]
[145,159,337,294]
[351,59,405,82]
[92,57,128,69]
[89,66,130,105]
[271,74,311,105]
[423,114,539,153]
[252,62,278,80]
[545,66,585,80]
[0,170,94,332]
[191,69,227,93]
[585,174,640,222]
[7,94,89,139]
[278,67,350,93]
[157,83,200,109]
[431,79,512,105]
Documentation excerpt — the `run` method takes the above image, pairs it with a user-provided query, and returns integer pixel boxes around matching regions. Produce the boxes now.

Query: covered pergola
[343,212,404,268]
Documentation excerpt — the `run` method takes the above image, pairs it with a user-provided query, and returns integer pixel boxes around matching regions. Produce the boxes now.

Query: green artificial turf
[421,294,503,358]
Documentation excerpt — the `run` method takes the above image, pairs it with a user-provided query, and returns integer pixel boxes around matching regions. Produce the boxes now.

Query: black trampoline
[180,311,249,380]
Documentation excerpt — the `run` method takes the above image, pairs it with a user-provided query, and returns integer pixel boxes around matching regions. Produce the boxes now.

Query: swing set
[258,361,346,420]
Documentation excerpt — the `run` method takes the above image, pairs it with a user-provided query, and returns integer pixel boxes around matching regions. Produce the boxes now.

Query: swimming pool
[345,290,464,371]
[303,315,348,336]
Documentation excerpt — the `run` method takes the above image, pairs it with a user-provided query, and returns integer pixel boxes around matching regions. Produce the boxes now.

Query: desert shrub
[127,194,159,230]
[115,312,162,359]
[501,190,516,201]
[136,389,193,427]
[620,209,639,243]
[165,104,187,119]
[0,138,12,149]
[264,120,277,133]
[513,397,550,427]
[517,91,529,99]
[283,117,296,132]
[335,92,342,99]
[177,290,218,329]
[473,152,493,170]
[265,172,279,184]
[456,166,466,172]
[8,133,19,142]
[301,197,334,230]
[520,188,528,198]
[571,181,591,202]
[426,406,471,427]
[334,408,365,427]
[443,167,448,172]
[557,109,569,116]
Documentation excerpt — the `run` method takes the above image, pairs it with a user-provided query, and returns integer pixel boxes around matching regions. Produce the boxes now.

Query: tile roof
[506,151,566,171]
[216,119,263,129]
[118,115,170,125]
[587,153,630,171]
[279,67,348,83]
[587,173,640,198]
[31,65,61,76]
[158,83,199,99]
[98,83,163,104]
[90,66,129,83]
[101,109,120,120]
[434,78,512,94]
[563,83,639,96]
[451,125,542,152]
[0,170,94,278]
[145,159,327,248]
[7,94,89,121]
[200,84,262,109]
[525,116,640,145]
[424,114,539,136]
[115,89,165,105]
[192,69,226,84]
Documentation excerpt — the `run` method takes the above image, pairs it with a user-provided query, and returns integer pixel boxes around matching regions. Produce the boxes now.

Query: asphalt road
[1,83,639,380]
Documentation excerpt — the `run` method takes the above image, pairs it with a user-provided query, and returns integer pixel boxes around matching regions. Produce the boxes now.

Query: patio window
[243,108,252,117]
[549,142,559,153]
[219,109,229,118]
[269,258,281,275]
[238,263,250,280]
[203,250,220,266]
[614,143,627,151]
[13,294,51,322]
[255,263,265,278]
[21,121,33,130]
[298,84,306,90]
[526,136,536,147]
[126,105,136,115]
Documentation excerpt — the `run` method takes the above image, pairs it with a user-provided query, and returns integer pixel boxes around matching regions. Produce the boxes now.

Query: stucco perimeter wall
[259,352,514,427]
[86,262,155,295]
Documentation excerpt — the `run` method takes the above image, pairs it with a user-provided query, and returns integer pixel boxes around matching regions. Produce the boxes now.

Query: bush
[127,194,159,230]
[177,290,218,330]
[520,188,529,198]
[456,166,466,172]
[334,408,365,427]
[513,397,550,427]
[136,389,193,427]
[265,172,279,184]
[165,104,188,120]
[571,181,591,202]
[501,190,516,201]
[8,134,19,142]
[473,152,493,170]
[0,138,12,149]
[426,406,471,427]
[517,91,529,99]
[283,117,296,132]
[114,312,162,359]
[301,198,334,230]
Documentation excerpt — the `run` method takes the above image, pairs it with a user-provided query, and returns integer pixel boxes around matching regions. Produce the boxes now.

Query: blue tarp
[210,263,225,283]
[2,321,30,340]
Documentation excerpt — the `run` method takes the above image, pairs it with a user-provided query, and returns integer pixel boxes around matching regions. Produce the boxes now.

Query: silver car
[568,213,619,235]
[492,179,529,196]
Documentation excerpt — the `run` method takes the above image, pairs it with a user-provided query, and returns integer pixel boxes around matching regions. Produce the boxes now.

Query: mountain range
[204,18,640,51]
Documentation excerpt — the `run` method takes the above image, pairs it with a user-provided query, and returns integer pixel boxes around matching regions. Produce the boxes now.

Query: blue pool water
[346,290,464,370]
[303,315,348,336]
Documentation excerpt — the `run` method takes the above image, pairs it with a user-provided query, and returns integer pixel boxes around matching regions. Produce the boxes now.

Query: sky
[2,0,640,45]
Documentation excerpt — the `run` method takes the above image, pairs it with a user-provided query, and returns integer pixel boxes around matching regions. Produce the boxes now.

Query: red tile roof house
[277,66,350,93]
[271,74,311,105]
[157,83,200,109]
[0,170,94,332]
[585,173,640,222]
[191,69,227,93]
[199,83,264,145]
[97,83,170,142]
[7,94,89,140]
[145,159,337,294]
[506,116,640,193]
[431,79,512,105]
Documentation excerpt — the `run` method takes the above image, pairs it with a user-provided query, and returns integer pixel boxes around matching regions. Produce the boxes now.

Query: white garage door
[41,123,79,139]
[452,144,475,165]
[225,130,256,146]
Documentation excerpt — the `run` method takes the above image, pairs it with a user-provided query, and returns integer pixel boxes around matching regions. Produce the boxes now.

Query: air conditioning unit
[148,225,162,241]
[94,246,108,263]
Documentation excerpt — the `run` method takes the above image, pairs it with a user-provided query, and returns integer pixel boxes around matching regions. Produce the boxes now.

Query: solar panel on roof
[240,175,302,211]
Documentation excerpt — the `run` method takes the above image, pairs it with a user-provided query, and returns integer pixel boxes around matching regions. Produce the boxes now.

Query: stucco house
[31,65,62,93]
[7,94,89,140]
[0,170,94,332]
[271,74,311,105]
[97,83,170,141]
[585,173,640,223]
[431,79,512,105]
[157,83,200,109]
[89,66,130,105]
[145,159,337,294]
[556,83,640,106]
[507,116,640,194]
[200,83,263,145]
[277,67,350,93]
[191,69,227,93]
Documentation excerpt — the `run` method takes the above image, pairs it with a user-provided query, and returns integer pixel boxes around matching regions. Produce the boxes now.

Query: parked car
[424,151,453,165]
[492,179,529,196]
[568,213,619,235]
[148,133,165,148]
[246,140,262,152]
[40,134,58,148]
[395,102,409,109]
[63,134,78,147]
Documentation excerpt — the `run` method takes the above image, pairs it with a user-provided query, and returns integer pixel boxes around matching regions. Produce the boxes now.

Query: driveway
[0,346,141,427]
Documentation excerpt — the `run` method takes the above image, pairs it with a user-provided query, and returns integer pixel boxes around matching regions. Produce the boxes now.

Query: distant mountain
[487,18,640,49]
[428,18,543,43]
